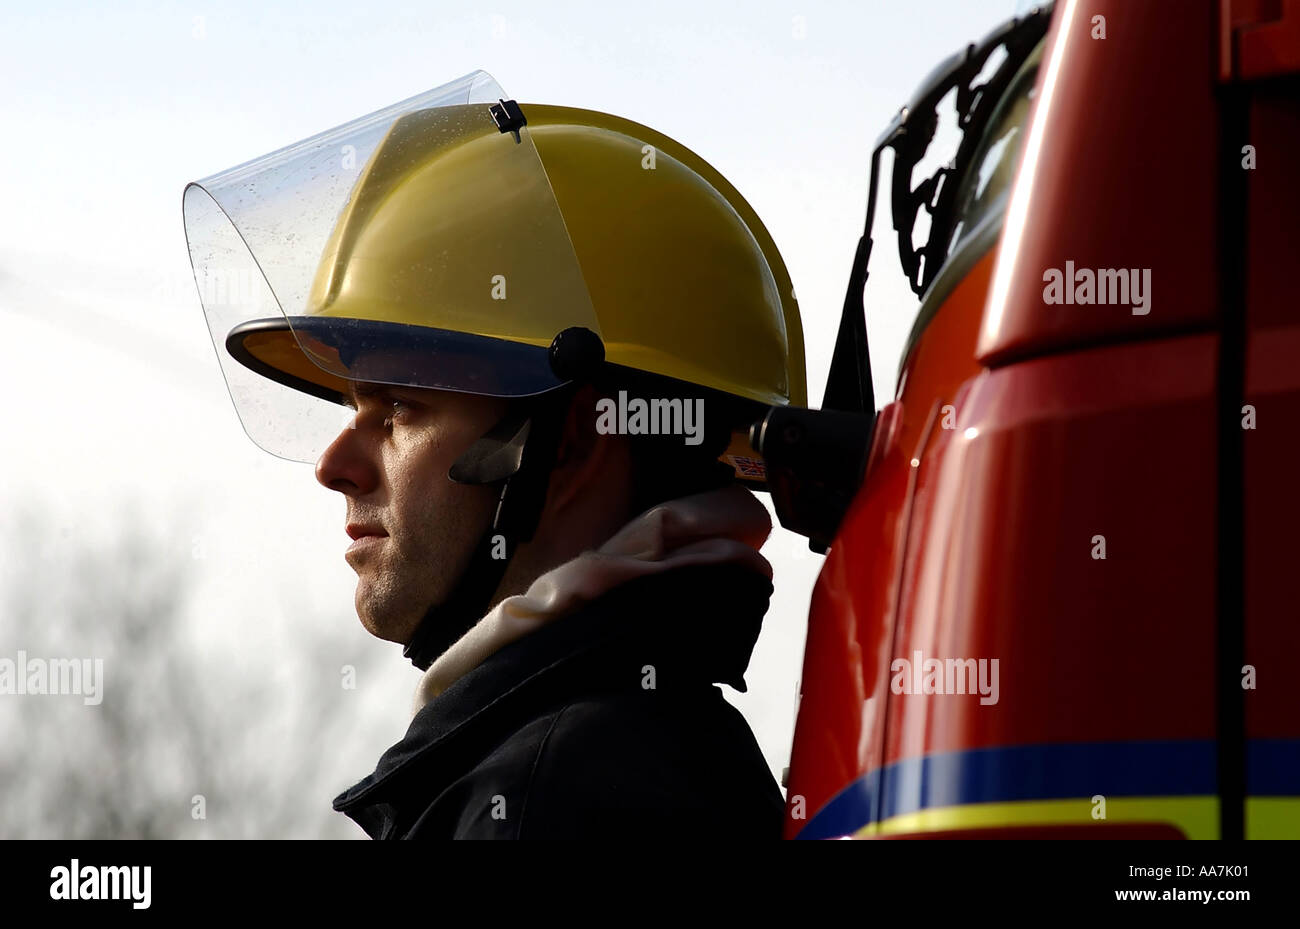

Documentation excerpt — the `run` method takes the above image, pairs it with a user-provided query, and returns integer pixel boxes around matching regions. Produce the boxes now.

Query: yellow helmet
[185,72,805,477]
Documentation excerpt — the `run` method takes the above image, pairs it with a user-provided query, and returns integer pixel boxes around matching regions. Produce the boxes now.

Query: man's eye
[384,399,412,425]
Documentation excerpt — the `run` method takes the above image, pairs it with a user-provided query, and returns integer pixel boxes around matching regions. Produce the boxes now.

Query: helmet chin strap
[401,385,577,671]
[401,327,605,672]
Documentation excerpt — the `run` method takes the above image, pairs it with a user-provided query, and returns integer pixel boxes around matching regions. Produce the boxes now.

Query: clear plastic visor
[182,70,598,462]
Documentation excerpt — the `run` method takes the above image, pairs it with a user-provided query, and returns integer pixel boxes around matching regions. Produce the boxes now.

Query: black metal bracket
[886,7,1052,297]
[761,6,1053,551]
[822,5,1051,416]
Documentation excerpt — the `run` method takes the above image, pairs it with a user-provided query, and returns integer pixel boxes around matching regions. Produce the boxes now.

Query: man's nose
[315,419,379,495]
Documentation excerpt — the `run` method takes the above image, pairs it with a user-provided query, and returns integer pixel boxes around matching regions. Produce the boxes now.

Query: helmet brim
[226,315,569,405]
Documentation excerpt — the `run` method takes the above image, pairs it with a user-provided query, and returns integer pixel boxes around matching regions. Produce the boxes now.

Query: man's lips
[345,524,388,558]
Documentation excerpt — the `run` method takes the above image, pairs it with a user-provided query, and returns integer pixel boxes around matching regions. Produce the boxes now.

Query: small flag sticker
[727,455,766,479]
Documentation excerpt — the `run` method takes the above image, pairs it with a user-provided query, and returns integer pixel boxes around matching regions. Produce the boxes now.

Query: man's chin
[355,587,427,646]
[357,616,400,644]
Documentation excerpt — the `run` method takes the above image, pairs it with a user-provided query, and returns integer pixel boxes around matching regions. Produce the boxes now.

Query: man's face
[315,381,508,644]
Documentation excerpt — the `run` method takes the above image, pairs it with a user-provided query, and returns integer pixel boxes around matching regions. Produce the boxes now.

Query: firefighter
[182,72,806,838]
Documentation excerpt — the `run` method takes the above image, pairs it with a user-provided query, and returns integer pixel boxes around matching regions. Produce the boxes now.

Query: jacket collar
[408,484,775,713]
[332,561,773,819]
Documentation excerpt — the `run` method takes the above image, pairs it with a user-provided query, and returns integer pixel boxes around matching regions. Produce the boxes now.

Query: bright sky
[1,0,1025,805]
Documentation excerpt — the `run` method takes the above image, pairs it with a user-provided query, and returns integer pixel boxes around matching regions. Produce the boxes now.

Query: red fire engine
[753,0,1300,839]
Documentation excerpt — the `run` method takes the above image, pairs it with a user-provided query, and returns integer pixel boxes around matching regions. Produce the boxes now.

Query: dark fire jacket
[332,562,785,839]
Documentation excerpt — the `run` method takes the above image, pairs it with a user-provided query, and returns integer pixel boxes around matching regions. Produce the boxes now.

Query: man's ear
[546,383,621,515]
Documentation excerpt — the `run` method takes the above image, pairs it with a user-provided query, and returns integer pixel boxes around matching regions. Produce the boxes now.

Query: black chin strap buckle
[403,329,606,674]
[402,382,582,673]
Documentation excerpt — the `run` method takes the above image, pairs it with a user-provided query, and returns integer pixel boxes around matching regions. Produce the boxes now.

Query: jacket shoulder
[407,685,783,839]
[517,685,784,839]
